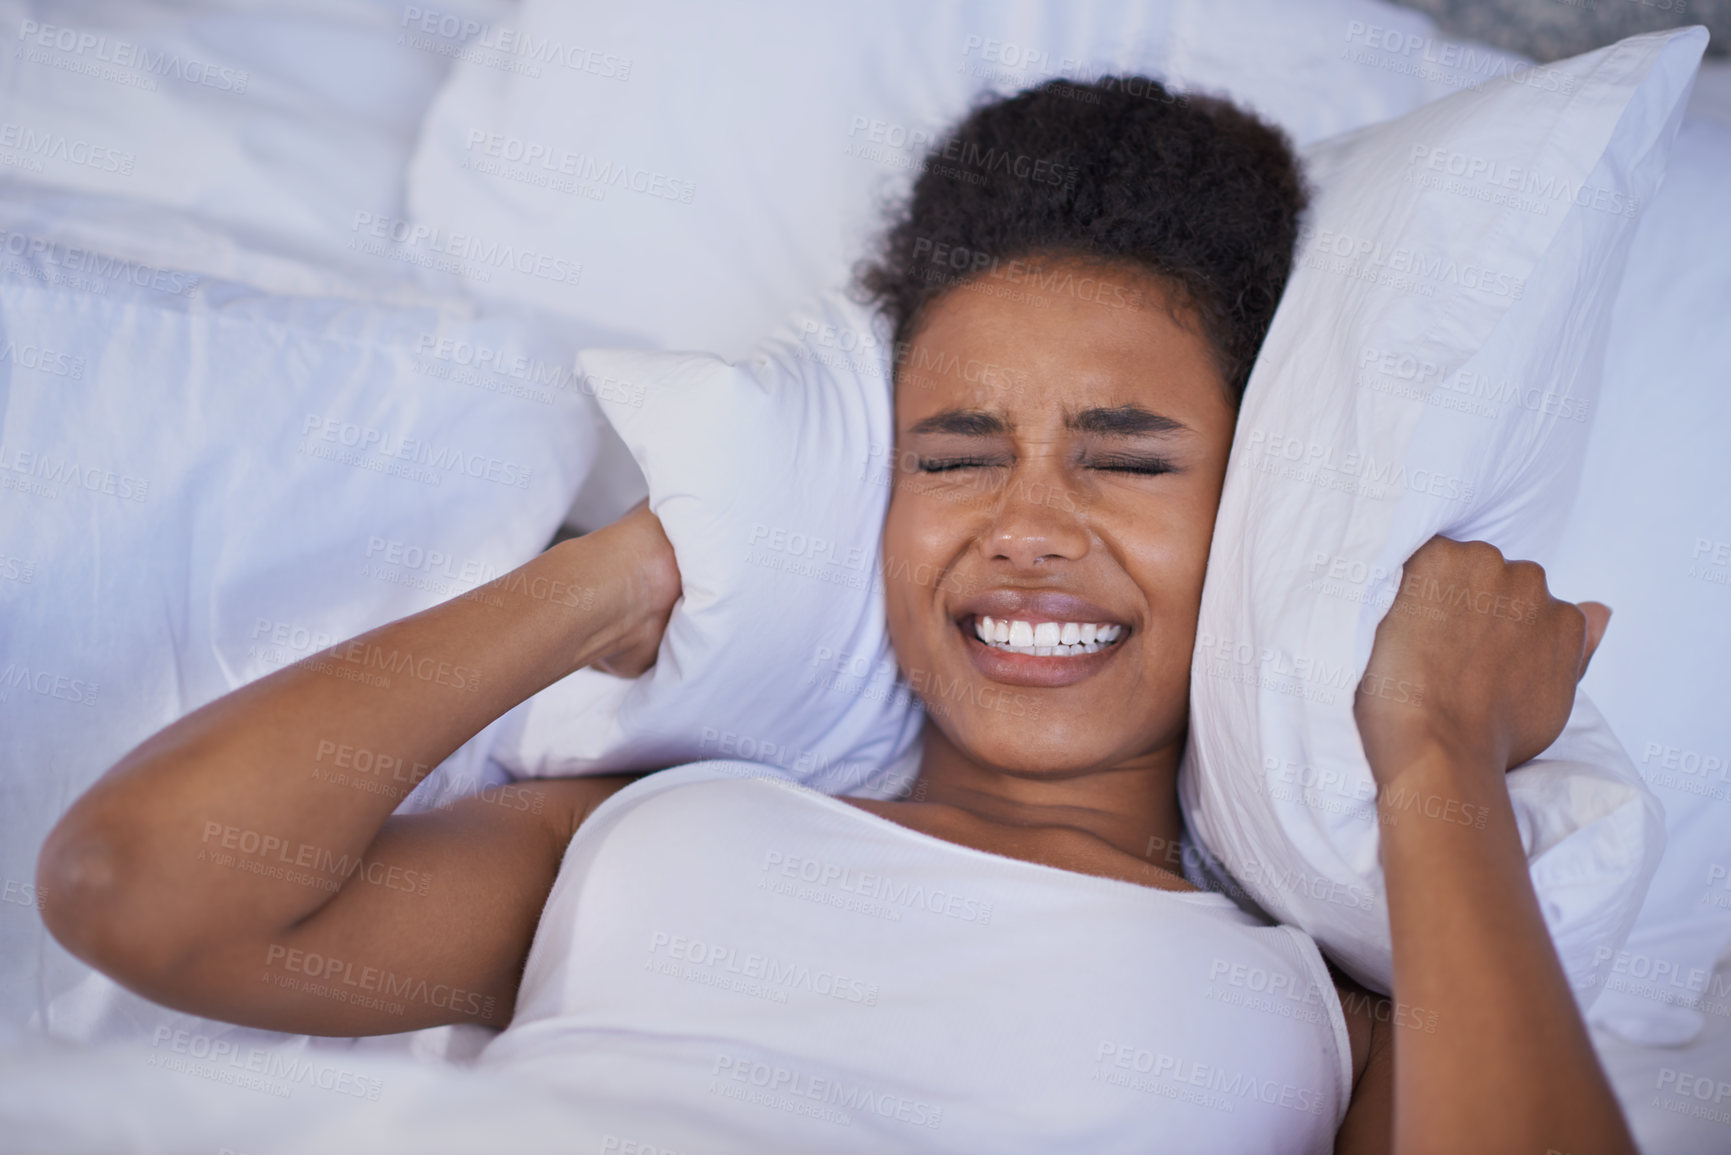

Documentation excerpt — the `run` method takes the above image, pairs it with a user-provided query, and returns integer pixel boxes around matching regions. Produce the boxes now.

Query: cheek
[1174,500,1218,588]
[884,473,970,566]
[1116,487,1218,621]
[880,489,935,656]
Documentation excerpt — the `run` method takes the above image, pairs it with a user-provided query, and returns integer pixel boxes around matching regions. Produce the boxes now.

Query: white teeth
[969,617,1126,657]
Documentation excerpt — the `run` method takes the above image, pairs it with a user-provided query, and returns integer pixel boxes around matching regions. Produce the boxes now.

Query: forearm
[1376,747,1634,1155]
[40,530,637,964]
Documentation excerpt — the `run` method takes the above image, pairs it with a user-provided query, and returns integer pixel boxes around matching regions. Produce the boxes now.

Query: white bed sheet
[0,0,510,296]
[1594,948,1731,1154]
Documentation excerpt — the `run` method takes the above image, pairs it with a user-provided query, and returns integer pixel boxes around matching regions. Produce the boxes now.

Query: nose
[981,457,1090,569]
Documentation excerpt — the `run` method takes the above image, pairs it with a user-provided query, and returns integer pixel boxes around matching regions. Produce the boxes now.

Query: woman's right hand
[587,500,682,678]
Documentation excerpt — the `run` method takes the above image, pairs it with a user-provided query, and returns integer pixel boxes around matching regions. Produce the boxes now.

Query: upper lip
[954,588,1130,628]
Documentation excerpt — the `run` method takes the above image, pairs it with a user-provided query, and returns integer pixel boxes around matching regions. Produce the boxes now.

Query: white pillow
[1551,100,1731,1046]
[0,195,608,1050]
[0,0,507,295]
[493,292,927,795]
[1178,27,1707,997]
[406,0,1491,363]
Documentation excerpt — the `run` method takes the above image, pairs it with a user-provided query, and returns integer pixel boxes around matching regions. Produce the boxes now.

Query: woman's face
[881,260,1237,778]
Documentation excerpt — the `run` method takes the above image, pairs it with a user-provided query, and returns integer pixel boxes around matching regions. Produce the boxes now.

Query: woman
[37,79,1632,1153]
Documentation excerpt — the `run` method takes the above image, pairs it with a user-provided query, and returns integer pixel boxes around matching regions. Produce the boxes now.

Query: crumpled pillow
[1179,27,1706,997]
[492,291,926,797]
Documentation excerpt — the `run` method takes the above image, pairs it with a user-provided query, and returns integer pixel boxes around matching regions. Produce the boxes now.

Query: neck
[909,721,1190,872]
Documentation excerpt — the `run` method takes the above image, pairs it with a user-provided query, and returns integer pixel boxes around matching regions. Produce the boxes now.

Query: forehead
[892,261,1228,424]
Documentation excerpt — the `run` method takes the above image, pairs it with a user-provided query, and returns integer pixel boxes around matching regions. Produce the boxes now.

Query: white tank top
[481,762,1354,1154]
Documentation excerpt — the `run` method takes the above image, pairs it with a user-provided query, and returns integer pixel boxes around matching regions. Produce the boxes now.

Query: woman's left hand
[1353,535,1611,787]
[1335,536,1636,1155]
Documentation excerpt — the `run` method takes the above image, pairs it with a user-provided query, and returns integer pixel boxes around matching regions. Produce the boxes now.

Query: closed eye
[916,455,1176,475]
[1086,456,1178,476]
[915,458,1006,473]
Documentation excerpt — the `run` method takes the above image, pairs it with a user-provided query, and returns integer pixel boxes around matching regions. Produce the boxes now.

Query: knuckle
[1508,558,1550,593]
[1415,535,1466,572]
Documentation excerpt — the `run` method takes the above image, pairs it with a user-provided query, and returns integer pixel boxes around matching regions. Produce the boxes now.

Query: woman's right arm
[35,505,681,1037]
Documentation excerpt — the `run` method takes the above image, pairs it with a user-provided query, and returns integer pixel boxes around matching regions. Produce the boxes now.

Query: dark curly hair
[855,77,1309,405]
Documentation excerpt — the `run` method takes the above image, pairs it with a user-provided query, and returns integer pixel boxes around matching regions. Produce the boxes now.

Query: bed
[1,1,1726,1151]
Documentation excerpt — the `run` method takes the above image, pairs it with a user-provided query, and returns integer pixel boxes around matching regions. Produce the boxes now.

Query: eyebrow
[906,409,1011,436]
[1065,404,1188,436]
[906,404,1188,437]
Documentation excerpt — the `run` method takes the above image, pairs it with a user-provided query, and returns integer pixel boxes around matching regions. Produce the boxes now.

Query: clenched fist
[1354,536,1610,788]
[587,500,683,678]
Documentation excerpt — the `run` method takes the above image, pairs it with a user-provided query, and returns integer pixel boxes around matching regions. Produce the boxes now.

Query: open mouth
[968,615,1125,657]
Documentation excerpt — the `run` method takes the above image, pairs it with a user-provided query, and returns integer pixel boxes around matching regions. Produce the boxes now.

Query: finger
[1576,601,1612,680]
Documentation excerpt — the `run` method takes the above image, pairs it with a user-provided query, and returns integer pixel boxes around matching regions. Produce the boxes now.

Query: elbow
[37,816,125,962]
[36,816,182,983]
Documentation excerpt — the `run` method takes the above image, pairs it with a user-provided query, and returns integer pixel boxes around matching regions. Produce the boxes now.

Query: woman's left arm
[1334,537,1634,1155]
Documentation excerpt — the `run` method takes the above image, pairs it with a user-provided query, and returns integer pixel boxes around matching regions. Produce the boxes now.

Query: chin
[932,707,1152,779]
